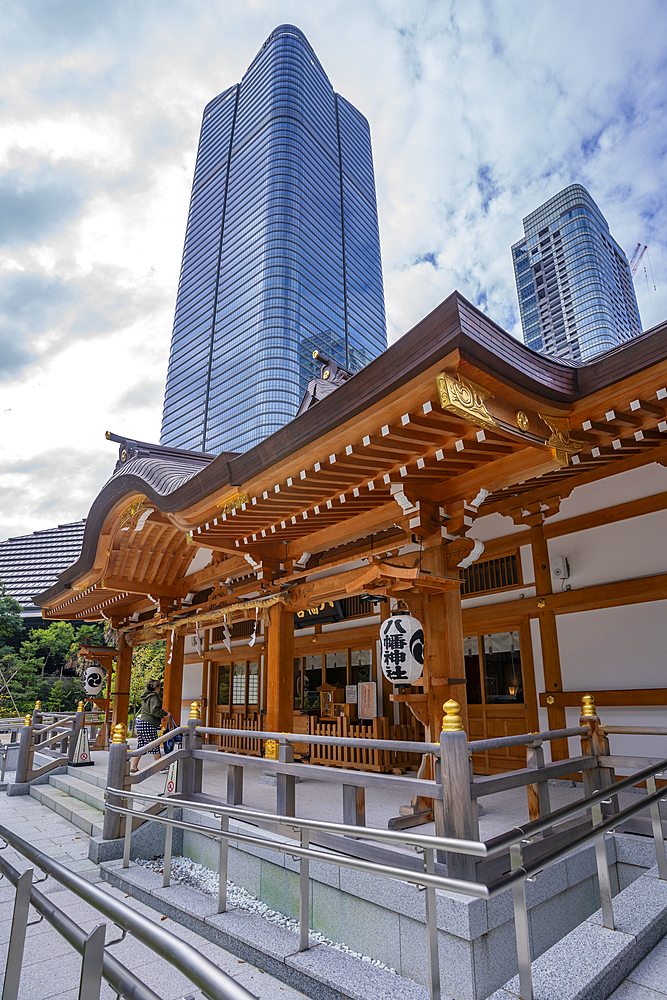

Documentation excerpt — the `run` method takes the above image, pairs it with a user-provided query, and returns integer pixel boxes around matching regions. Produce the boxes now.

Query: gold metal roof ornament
[436,371,497,430]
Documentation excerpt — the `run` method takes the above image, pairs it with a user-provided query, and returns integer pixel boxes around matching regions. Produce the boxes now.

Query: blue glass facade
[512,184,641,362]
[160,25,387,454]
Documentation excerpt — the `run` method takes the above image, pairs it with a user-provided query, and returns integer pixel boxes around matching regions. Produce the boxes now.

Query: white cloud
[0,0,665,538]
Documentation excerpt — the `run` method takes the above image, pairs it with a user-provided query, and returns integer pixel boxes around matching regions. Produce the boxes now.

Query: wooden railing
[309,716,423,772]
[210,713,424,771]
[213,713,263,756]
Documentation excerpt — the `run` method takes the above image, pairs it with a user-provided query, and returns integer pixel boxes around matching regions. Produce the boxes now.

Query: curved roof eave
[36,290,667,608]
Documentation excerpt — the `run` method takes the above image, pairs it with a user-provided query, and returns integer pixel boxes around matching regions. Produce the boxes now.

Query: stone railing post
[102,724,129,841]
[68,702,86,763]
[439,700,476,881]
[14,716,34,784]
[580,694,617,814]
[32,702,42,745]
[179,703,202,797]
[277,736,295,817]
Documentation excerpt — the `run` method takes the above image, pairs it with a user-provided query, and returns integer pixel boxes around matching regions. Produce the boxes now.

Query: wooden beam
[436,447,561,504]
[266,603,294,732]
[531,523,567,759]
[486,442,667,519]
[461,571,667,628]
[111,632,132,730]
[540,689,667,708]
[99,577,187,599]
[285,501,398,557]
[423,543,468,740]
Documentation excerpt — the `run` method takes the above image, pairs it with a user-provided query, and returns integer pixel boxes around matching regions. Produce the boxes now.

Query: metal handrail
[601,725,667,736]
[486,755,667,853]
[0,822,257,1000]
[106,785,488,857]
[468,726,589,751]
[105,753,667,1000]
[0,852,161,1000]
[128,725,188,757]
[197,724,437,754]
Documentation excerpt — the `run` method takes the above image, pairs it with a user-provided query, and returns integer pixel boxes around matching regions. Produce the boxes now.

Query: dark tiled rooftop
[0,520,86,616]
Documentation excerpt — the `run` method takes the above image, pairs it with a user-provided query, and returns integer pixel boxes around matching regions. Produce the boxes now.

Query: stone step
[67,761,108,788]
[50,772,107,811]
[30,783,105,837]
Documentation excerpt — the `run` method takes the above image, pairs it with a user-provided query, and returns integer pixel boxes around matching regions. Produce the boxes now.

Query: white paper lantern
[379,612,424,684]
[82,663,106,696]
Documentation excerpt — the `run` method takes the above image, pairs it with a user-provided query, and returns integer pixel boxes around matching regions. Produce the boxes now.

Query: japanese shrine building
[36,292,667,773]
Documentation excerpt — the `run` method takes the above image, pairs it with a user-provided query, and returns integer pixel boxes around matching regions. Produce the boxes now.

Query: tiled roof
[0,521,86,616]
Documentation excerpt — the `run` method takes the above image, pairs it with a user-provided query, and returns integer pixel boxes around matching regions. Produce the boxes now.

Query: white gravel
[136,854,396,973]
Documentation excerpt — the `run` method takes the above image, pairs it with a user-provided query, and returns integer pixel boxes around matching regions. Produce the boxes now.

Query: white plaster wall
[556,602,667,691]
[184,547,212,576]
[547,463,667,523]
[181,662,203,725]
[547,509,667,591]
[556,602,667,760]
[462,586,535,610]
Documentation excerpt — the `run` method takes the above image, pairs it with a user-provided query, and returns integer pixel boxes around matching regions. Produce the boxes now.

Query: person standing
[130,679,173,773]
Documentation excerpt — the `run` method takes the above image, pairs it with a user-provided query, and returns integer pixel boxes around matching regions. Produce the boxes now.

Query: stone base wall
[180,808,656,1000]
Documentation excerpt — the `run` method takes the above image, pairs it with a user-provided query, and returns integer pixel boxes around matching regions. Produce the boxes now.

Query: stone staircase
[30,764,107,837]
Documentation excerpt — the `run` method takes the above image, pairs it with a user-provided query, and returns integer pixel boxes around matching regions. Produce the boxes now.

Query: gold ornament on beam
[436,372,497,430]
[539,414,585,455]
[216,491,249,515]
[515,410,530,433]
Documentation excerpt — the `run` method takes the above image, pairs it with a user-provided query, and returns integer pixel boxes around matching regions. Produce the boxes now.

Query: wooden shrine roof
[35,291,667,628]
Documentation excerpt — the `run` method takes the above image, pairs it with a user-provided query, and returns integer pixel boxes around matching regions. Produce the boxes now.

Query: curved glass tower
[512,184,641,361]
[160,24,387,454]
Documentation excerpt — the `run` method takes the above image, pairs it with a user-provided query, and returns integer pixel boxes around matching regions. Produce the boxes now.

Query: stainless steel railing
[0,822,258,1000]
[105,753,667,1000]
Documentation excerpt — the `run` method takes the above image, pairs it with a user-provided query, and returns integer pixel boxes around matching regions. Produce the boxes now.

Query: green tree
[127,642,166,733]
[0,583,23,649]
[47,679,67,711]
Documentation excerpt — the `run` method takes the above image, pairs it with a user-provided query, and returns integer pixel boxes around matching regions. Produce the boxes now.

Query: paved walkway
[0,794,307,1000]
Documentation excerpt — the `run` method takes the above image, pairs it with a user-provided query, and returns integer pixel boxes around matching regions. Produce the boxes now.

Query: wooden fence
[211,712,424,772]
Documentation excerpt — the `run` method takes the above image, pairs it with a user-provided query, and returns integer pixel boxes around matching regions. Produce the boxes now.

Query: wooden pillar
[111,634,132,730]
[531,523,567,759]
[266,603,294,733]
[163,632,185,726]
[422,543,468,742]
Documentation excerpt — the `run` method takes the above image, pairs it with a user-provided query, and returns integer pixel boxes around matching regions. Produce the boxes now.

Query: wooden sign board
[358,682,377,719]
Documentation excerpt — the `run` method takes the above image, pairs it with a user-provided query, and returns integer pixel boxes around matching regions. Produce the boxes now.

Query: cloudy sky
[1,0,665,540]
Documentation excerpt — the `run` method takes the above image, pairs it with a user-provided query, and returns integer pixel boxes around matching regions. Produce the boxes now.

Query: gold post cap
[34,701,41,711]
[189,701,201,720]
[77,701,85,713]
[581,694,596,717]
[442,700,463,732]
[111,723,128,744]
[24,714,32,727]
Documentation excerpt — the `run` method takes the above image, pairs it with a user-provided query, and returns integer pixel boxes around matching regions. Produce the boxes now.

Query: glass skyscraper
[160,24,387,454]
[512,184,641,362]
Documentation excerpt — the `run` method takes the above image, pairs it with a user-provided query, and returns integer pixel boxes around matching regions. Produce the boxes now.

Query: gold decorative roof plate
[216,490,249,514]
[436,372,497,430]
[539,414,585,454]
[118,496,152,531]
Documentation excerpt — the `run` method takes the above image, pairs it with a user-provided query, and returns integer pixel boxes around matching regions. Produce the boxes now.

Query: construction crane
[629,243,647,276]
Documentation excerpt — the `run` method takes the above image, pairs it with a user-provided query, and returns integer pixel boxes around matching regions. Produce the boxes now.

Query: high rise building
[512,184,641,361]
[160,24,387,454]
